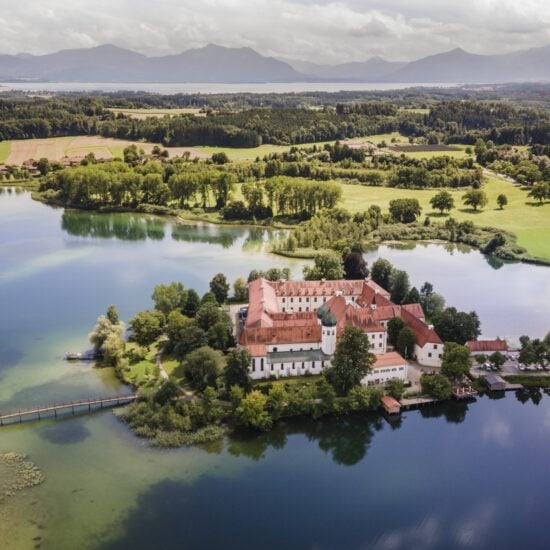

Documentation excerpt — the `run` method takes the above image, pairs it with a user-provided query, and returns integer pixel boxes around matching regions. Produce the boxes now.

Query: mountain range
[1,43,550,84]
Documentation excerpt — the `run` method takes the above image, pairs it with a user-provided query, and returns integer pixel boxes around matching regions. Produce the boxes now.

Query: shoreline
[27,189,550,267]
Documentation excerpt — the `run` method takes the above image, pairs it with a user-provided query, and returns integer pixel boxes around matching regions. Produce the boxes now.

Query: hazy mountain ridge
[1,43,550,83]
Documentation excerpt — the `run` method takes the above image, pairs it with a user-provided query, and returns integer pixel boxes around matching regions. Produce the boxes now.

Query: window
[379,343,382,348]
[282,307,285,312]
[292,363,295,370]
[434,344,438,350]
[271,364,274,371]
[439,354,442,359]
[291,297,294,303]
[260,358,264,371]
[428,352,432,358]
[273,347,278,352]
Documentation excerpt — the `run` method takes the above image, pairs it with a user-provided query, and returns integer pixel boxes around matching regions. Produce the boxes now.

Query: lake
[1,189,550,549]
[0,82,458,94]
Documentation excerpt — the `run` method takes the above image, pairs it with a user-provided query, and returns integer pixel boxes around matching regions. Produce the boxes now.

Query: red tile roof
[272,279,366,297]
[241,325,322,347]
[466,340,508,353]
[401,307,443,347]
[372,352,409,370]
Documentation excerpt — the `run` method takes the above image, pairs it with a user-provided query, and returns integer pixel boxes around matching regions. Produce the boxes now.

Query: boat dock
[400,396,438,410]
[0,395,137,426]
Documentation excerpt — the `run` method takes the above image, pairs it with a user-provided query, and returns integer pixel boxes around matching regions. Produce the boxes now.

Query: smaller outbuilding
[380,395,401,415]
[484,374,507,391]
[466,339,508,355]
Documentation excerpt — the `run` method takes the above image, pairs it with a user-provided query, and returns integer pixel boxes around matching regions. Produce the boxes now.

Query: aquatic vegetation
[0,452,45,503]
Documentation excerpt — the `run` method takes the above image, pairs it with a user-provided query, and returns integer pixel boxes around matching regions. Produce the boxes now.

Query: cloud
[1,0,550,63]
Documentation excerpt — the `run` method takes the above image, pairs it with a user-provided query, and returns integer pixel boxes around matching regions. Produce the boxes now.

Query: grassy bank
[340,175,550,261]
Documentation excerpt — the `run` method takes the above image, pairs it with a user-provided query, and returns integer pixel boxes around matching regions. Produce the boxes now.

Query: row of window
[250,361,327,373]
[377,367,405,373]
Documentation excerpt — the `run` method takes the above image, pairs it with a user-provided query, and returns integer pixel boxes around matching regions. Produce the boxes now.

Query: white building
[241,277,443,382]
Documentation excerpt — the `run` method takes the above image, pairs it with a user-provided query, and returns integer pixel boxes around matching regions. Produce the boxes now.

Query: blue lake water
[1,189,550,549]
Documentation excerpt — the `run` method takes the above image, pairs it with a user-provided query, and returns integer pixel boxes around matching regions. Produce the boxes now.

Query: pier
[0,394,137,426]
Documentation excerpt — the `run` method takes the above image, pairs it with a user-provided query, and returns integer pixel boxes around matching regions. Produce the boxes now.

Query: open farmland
[339,174,550,261]
[107,107,205,119]
[5,136,208,164]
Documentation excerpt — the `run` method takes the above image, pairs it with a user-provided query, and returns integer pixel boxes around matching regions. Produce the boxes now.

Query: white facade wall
[414,343,443,367]
[249,356,330,380]
[362,364,408,387]
[267,342,320,353]
[321,326,336,355]
[368,332,387,354]
[276,293,361,313]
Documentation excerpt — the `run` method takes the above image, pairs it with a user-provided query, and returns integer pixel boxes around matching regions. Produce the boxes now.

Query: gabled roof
[241,324,322,347]
[272,279,365,297]
[401,307,443,347]
[402,303,425,320]
[245,278,279,328]
[467,339,508,353]
[372,351,409,370]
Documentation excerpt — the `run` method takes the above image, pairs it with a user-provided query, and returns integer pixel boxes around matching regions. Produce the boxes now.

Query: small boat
[65,350,97,361]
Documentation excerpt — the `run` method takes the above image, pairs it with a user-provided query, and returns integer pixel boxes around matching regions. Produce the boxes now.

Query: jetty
[0,395,137,426]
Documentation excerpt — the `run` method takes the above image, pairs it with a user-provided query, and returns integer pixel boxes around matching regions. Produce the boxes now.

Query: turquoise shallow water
[1,189,550,549]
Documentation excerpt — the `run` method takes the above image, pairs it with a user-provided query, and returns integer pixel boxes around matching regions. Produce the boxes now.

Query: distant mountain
[0,44,304,83]
[1,43,550,83]
[282,56,406,82]
[385,46,550,83]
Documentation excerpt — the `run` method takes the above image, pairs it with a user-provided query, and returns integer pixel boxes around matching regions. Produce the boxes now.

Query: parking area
[472,352,549,377]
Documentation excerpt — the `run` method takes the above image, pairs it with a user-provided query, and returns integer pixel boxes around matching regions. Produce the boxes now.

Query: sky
[1,0,550,64]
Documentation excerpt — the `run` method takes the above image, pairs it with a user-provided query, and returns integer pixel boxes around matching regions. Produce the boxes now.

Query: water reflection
[62,211,166,241]
[171,224,239,248]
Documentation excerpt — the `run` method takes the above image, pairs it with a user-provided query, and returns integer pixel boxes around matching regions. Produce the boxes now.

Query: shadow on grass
[458,208,484,214]
[525,201,548,207]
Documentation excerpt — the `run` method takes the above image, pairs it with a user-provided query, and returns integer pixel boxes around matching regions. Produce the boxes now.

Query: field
[0,140,11,163]
[107,107,204,119]
[340,174,550,261]
[3,136,208,164]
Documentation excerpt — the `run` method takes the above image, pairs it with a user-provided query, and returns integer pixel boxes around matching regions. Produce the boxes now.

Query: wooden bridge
[0,394,138,426]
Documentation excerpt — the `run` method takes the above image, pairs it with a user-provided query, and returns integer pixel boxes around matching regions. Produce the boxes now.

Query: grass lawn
[340,174,550,261]
[253,374,323,388]
[125,342,160,387]
[0,141,11,163]
[390,144,473,160]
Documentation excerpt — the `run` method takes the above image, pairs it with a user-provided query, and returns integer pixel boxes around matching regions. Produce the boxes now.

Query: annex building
[239,277,444,384]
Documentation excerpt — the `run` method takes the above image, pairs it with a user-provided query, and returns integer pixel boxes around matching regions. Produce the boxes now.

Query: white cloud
[1,0,550,63]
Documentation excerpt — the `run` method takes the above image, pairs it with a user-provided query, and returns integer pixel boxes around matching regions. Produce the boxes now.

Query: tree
[123,144,141,166]
[103,332,126,370]
[389,198,422,223]
[325,326,376,395]
[266,384,288,421]
[195,302,222,331]
[420,282,446,320]
[385,378,406,400]
[224,348,252,392]
[462,189,488,211]
[387,317,406,347]
[430,190,455,214]
[303,252,344,280]
[211,152,229,165]
[496,194,508,209]
[174,324,207,358]
[183,346,224,391]
[441,342,472,380]
[233,277,248,302]
[404,286,421,305]
[474,354,487,367]
[390,270,410,305]
[106,305,120,325]
[89,307,125,351]
[528,183,549,204]
[207,320,233,351]
[209,273,230,305]
[235,390,272,431]
[370,258,394,290]
[433,307,481,344]
[420,373,452,400]
[165,310,191,348]
[489,351,506,369]
[36,157,51,176]
[183,289,200,317]
[152,282,187,316]
[129,310,164,348]
[343,251,369,280]
[396,327,416,359]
